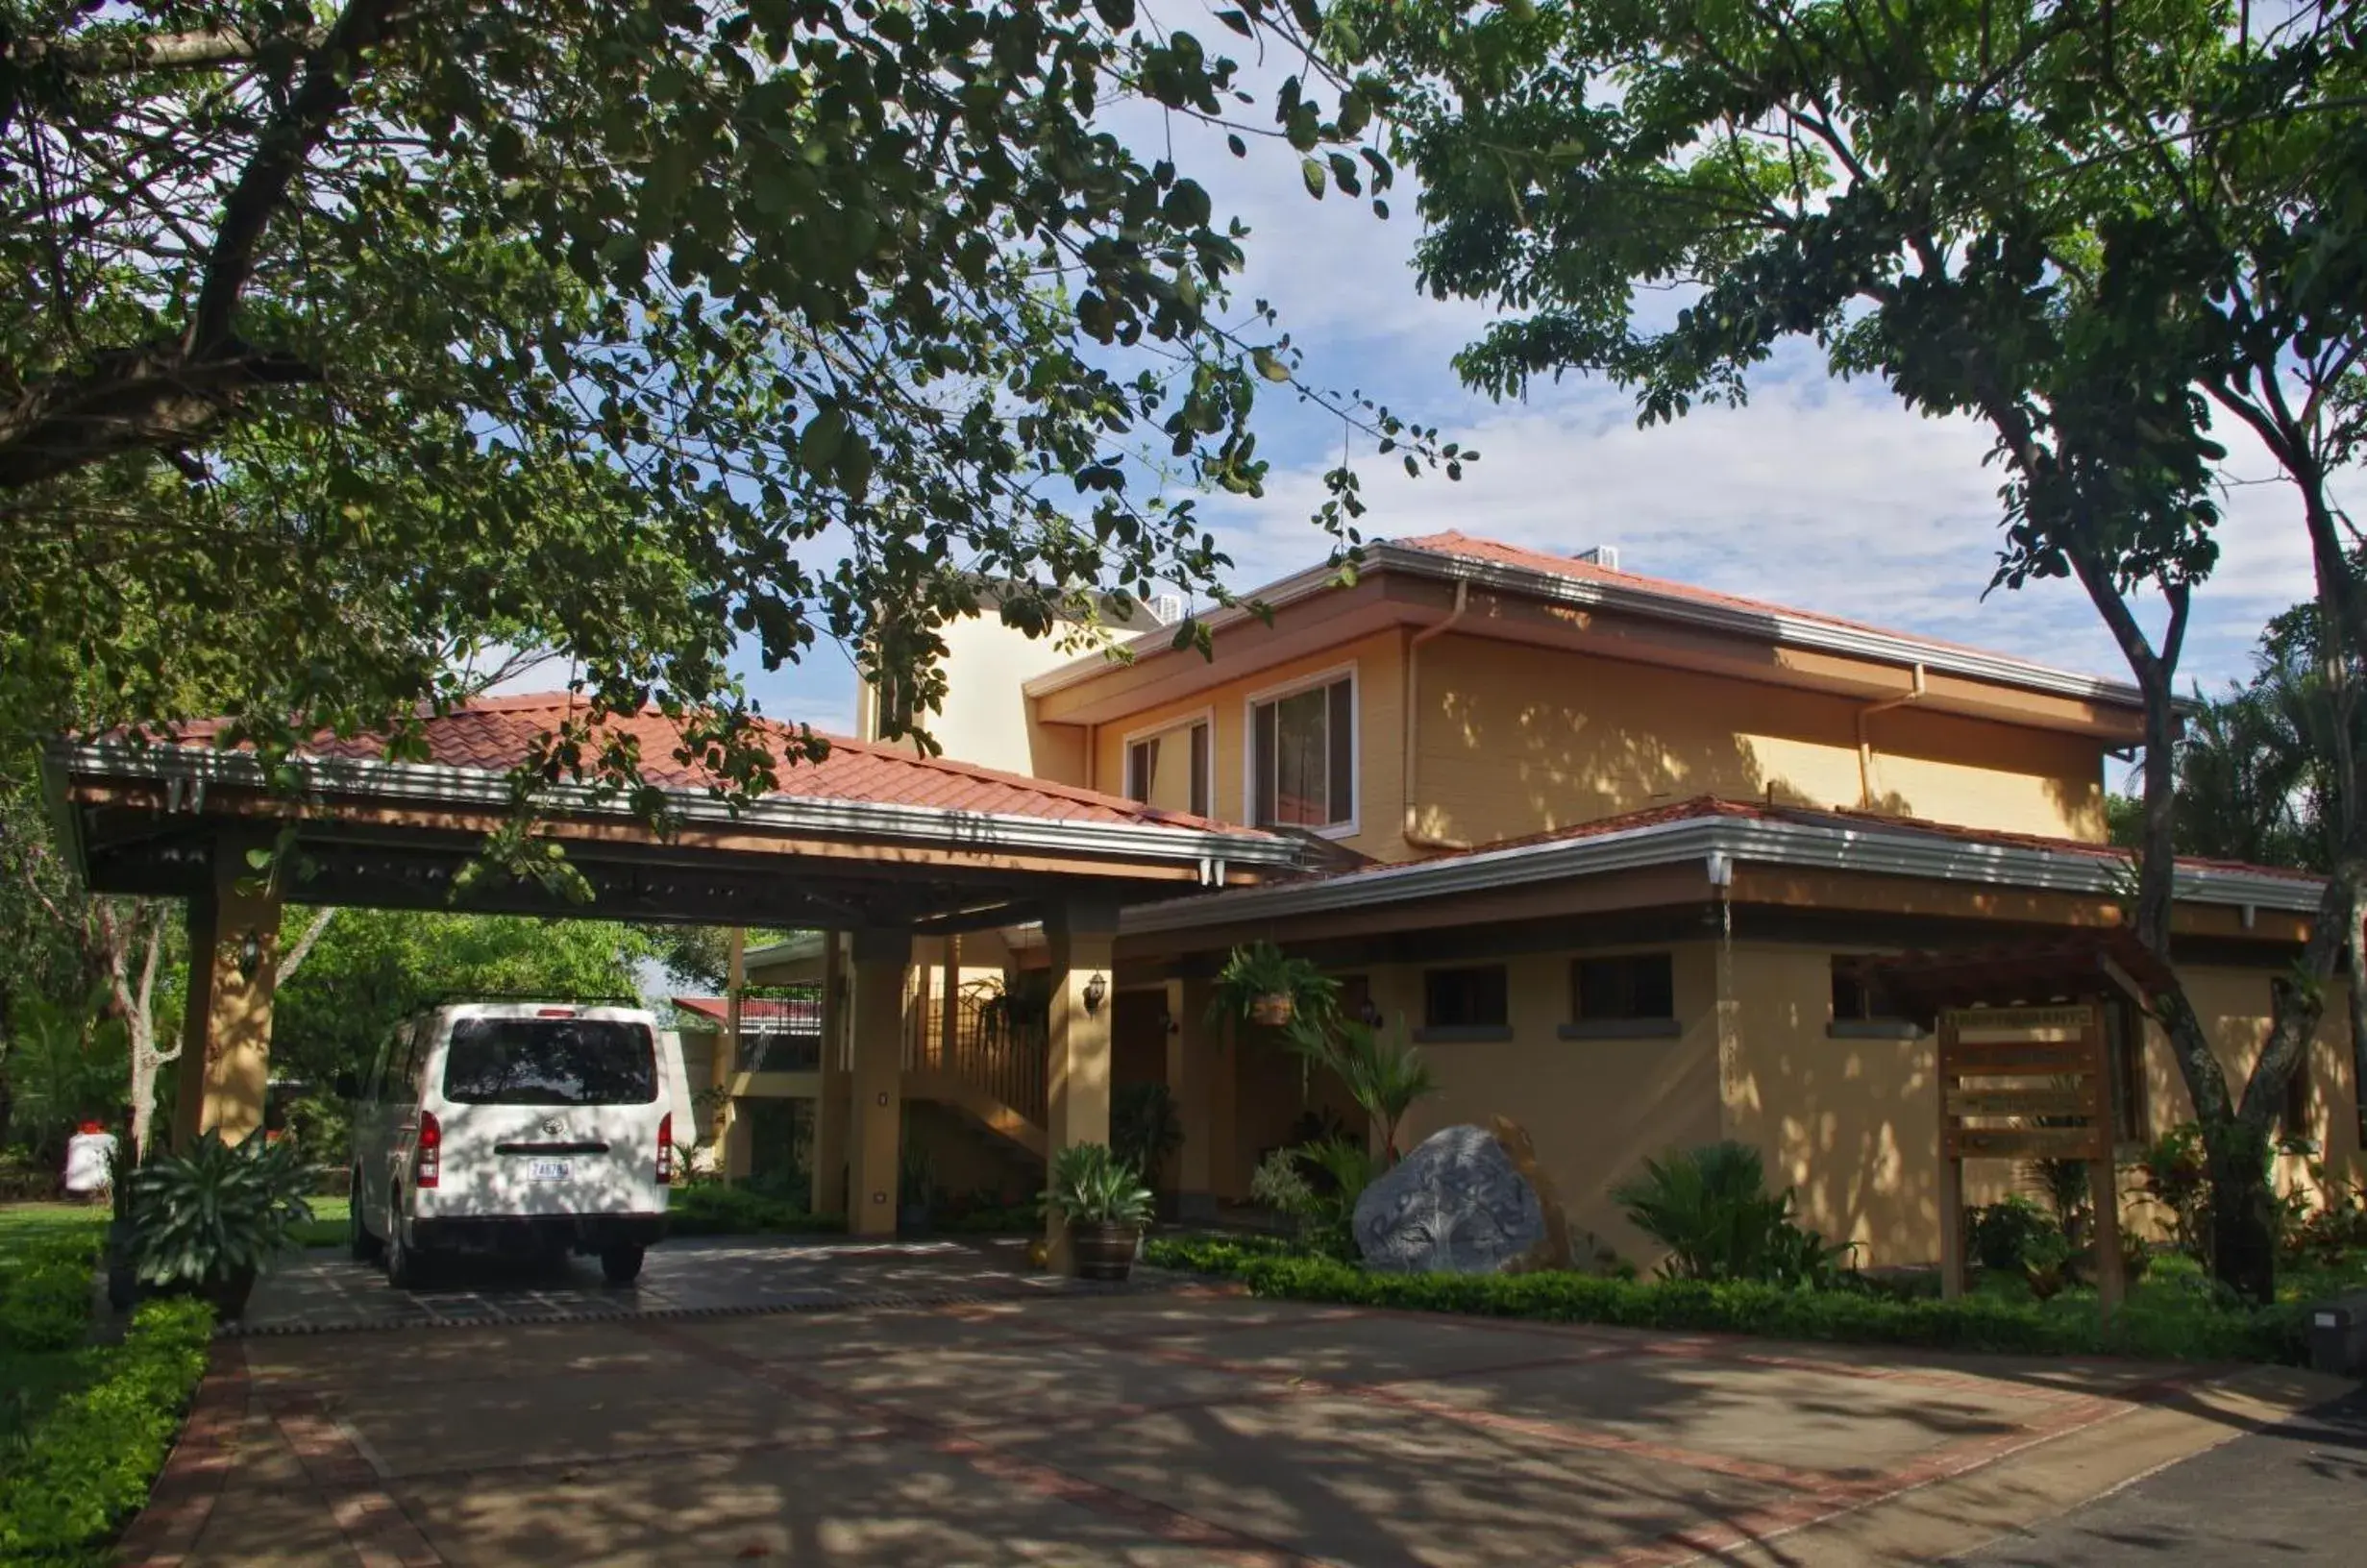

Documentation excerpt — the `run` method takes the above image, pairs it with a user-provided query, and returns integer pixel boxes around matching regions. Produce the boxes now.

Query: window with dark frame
[1830,960,1926,1031]
[1423,966,1508,1031]
[1251,675,1354,829]
[1572,955,1675,1022]
[1124,721,1210,817]
[2282,1048,2312,1139]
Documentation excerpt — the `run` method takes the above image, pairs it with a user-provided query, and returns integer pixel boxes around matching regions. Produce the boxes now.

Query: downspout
[1403,580,1472,852]
[1856,663,1927,810]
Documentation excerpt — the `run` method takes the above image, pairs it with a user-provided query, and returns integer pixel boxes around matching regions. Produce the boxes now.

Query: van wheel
[348,1176,382,1263]
[599,1245,645,1286]
[385,1206,429,1289]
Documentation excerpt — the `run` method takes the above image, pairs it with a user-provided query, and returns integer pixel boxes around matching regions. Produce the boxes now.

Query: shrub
[1112,1083,1183,1190]
[1141,1237,2303,1363]
[2136,1123,2212,1262]
[1965,1195,2057,1275]
[0,1235,100,1355]
[127,1131,313,1291]
[0,1296,213,1561]
[1042,1142,1152,1228]
[665,1185,842,1236]
[1611,1141,1852,1287]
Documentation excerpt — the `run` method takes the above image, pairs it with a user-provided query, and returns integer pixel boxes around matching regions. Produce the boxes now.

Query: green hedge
[1142,1237,2306,1364]
[0,1237,101,1356]
[0,1295,213,1564]
[666,1185,846,1237]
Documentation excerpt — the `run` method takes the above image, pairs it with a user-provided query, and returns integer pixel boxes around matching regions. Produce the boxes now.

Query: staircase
[903,989,1046,1159]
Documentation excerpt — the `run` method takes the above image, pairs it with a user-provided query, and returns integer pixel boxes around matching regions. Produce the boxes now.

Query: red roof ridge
[1391,530,2039,671]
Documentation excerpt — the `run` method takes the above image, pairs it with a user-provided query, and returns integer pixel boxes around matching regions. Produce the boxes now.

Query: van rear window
[441,1018,657,1106]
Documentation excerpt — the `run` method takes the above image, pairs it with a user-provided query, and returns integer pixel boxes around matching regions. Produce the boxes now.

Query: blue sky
[731,41,2354,757]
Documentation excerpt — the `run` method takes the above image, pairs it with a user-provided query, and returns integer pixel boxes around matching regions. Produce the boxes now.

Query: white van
[347,1002,687,1286]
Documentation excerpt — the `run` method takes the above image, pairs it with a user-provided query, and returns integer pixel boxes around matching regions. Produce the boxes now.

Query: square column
[172,841,282,1148]
[846,928,910,1238]
[812,932,851,1215]
[1165,975,1220,1222]
[1046,900,1118,1273]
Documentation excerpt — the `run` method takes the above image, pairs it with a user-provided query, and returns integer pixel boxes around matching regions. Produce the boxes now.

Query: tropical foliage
[1041,1140,1153,1228]
[1,0,1459,810]
[126,1130,315,1291]
[1610,1141,1853,1289]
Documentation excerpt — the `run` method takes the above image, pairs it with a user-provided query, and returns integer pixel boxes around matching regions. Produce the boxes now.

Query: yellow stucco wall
[1412,634,2108,845]
[1364,946,1726,1262]
[1084,629,1412,854]
[869,611,1109,781]
[1721,947,2362,1264]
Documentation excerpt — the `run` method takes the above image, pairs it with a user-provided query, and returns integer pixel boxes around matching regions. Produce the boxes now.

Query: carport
[41,694,1299,1264]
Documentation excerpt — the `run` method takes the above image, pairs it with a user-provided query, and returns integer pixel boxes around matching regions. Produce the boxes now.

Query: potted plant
[1042,1142,1154,1282]
[1209,941,1337,1032]
[127,1129,314,1321]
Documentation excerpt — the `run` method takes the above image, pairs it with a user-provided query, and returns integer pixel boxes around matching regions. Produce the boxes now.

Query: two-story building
[739,531,2354,1264]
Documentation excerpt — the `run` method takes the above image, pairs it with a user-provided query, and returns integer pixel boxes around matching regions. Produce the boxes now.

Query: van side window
[392,1023,427,1099]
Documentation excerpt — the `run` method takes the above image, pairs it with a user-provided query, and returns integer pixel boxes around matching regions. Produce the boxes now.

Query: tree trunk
[2206,1119,2278,1304]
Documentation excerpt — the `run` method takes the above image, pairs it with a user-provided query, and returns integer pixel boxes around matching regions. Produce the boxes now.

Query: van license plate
[527,1161,571,1181]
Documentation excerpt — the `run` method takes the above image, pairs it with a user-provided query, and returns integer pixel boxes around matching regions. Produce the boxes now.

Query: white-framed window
[1122,712,1212,818]
[1245,665,1356,833]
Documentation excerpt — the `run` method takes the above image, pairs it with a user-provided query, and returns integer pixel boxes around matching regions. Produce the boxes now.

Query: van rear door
[431,1012,664,1216]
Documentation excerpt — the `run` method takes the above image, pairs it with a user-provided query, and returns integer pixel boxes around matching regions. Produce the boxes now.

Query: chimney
[1571,545,1621,572]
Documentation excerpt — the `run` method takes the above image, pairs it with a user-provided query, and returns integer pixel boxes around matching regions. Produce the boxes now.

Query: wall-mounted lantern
[236,929,265,982]
[1082,972,1108,1017]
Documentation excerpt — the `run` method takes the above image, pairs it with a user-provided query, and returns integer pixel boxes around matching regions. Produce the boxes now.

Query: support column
[712,927,746,1184]
[1166,975,1218,1222]
[813,933,852,1215]
[1046,899,1118,1272]
[847,928,910,1238]
[172,841,282,1148]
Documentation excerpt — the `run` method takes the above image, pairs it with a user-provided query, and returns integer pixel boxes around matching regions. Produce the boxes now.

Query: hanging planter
[1210,941,1338,1037]
[1249,992,1295,1028]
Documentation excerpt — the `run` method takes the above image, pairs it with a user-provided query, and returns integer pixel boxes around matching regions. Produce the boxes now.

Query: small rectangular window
[1829,959,1927,1038]
[1423,967,1508,1031]
[1250,674,1353,830]
[1573,955,1675,1022]
[2282,1049,2311,1140]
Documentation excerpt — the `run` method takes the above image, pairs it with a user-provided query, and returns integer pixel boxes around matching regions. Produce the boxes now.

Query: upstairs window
[1125,719,1211,817]
[1251,674,1354,830]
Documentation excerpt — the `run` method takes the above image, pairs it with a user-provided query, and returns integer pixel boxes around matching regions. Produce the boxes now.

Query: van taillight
[416,1111,441,1188]
[655,1114,674,1186]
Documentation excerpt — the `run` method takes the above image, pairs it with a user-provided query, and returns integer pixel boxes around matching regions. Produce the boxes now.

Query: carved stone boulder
[1352,1123,1547,1275]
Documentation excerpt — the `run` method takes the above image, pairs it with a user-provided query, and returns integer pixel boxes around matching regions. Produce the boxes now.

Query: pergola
[43,695,1300,1265]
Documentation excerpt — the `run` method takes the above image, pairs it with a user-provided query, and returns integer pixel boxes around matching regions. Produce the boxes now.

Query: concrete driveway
[117,1285,2348,1567]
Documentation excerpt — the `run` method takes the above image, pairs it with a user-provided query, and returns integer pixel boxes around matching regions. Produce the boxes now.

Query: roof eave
[1118,813,2322,935]
[48,741,1303,876]
[1025,541,2147,713]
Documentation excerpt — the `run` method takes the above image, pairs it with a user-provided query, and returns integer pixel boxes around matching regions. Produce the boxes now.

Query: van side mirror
[333,1070,360,1100]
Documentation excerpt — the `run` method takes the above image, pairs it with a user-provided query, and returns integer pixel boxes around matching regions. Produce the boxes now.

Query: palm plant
[1111,1082,1183,1189]
[1294,1017,1437,1166]
[1611,1140,1850,1288]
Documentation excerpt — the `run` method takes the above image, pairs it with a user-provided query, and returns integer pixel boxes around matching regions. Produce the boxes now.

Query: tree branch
[5,25,321,75]
[275,907,335,987]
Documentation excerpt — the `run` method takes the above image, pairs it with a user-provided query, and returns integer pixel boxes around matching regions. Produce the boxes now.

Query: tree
[1,0,1455,806]
[270,909,653,1100]
[1354,0,2362,1297]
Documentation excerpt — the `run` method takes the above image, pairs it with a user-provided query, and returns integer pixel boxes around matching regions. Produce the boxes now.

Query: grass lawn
[291,1194,349,1250]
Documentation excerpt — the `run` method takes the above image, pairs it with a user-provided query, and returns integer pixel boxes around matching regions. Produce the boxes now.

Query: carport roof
[46,695,1298,930]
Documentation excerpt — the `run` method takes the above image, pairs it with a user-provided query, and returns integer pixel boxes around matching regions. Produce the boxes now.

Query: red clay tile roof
[1402,793,2324,885]
[1393,531,2046,670]
[169,694,1251,833]
[672,996,820,1030]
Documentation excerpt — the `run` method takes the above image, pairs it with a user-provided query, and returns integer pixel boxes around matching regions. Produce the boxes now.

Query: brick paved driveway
[119,1267,2337,1568]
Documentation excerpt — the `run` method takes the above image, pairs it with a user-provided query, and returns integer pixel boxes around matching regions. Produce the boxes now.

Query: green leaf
[1300,158,1326,199]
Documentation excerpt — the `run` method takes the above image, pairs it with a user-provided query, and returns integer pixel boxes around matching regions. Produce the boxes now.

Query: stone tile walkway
[228,1237,1125,1336]
[116,1277,2339,1567]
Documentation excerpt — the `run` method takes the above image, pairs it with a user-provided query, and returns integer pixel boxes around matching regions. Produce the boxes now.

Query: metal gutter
[1024,541,2149,712]
[1119,811,2324,934]
[45,741,1303,876]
